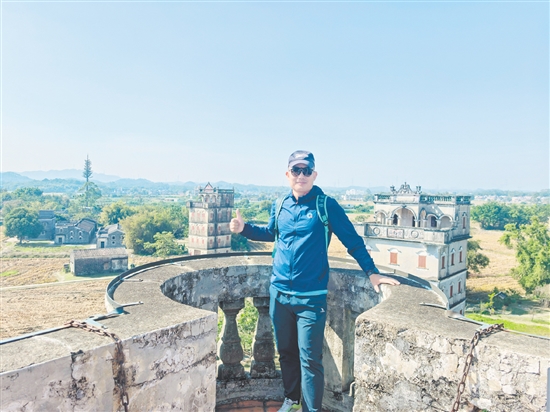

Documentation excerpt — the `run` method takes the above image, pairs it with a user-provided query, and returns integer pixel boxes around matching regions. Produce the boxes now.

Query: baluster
[217,299,246,380]
[250,297,277,378]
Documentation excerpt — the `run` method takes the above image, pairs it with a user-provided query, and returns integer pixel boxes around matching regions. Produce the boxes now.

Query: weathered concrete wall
[0,268,218,412]
[353,284,549,412]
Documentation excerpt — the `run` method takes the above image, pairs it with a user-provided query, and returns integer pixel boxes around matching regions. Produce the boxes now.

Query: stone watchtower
[187,183,234,255]
[360,183,471,314]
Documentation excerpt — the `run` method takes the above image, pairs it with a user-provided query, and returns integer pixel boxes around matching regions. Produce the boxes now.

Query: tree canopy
[500,217,550,293]
[120,205,188,255]
[144,231,186,257]
[99,201,135,225]
[4,207,43,243]
[471,202,550,230]
[466,240,490,274]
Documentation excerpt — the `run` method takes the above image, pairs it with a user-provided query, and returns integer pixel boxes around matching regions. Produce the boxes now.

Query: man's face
[286,162,318,197]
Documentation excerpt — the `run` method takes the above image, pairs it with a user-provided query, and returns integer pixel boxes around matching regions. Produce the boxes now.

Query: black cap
[288,150,315,169]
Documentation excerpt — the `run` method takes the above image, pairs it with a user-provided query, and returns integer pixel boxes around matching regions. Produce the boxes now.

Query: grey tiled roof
[71,247,127,258]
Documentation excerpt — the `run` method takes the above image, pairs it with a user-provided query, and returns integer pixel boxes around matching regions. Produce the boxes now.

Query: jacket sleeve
[327,197,379,274]
[240,201,277,242]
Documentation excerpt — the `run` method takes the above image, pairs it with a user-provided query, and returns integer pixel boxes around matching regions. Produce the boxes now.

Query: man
[230,150,399,412]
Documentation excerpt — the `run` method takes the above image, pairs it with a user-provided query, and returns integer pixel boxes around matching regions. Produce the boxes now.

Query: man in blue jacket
[230,150,399,412]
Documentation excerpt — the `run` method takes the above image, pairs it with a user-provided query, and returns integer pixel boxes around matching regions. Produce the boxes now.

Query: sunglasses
[290,166,314,177]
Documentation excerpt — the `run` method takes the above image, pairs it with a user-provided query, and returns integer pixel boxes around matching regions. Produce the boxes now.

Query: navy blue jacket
[241,186,378,295]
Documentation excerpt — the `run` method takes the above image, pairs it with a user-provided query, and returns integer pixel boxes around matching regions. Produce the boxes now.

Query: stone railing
[363,223,448,244]
[374,194,471,205]
[1,253,548,412]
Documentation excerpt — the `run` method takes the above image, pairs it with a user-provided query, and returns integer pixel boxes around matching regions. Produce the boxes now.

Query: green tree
[78,156,101,208]
[471,202,510,230]
[500,217,550,293]
[13,187,43,200]
[120,209,176,255]
[4,207,43,244]
[144,231,187,257]
[99,201,135,225]
[467,240,490,274]
[231,233,250,251]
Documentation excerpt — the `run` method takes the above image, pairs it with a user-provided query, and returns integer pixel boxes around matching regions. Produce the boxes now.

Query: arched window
[430,216,437,228]
[392,214,398,225]
[441,255,446,269]
[440,216,452,229]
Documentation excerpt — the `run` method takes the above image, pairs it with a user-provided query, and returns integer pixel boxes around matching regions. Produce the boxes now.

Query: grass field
[466,313,550,337]
[466,222,522,294]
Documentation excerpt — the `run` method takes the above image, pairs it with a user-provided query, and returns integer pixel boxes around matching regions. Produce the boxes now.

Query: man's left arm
[327,198,400,292]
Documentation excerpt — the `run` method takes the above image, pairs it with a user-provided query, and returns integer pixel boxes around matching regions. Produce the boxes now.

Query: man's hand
[368,273,400,293]
[230,209,245,234]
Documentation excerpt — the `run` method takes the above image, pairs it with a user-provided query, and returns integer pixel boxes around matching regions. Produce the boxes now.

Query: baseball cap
[288,150,315,169]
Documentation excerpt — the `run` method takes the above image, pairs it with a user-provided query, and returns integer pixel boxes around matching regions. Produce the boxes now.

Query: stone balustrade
[1,253,548,412]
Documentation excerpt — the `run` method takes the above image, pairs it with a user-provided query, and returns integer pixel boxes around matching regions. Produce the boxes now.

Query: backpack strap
[272,196,285,258]
[316,194,331,251]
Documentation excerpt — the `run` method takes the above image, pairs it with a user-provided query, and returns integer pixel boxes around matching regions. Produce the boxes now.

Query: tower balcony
[1,254,547,411]
[361,223,470,244]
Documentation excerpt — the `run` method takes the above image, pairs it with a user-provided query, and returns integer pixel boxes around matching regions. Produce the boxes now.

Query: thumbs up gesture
[230,209,245,234]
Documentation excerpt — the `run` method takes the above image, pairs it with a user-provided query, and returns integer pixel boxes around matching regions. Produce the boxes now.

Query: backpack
[272,194,331,258]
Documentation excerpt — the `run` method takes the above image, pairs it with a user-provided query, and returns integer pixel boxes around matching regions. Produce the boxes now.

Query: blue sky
[1,1,548,191]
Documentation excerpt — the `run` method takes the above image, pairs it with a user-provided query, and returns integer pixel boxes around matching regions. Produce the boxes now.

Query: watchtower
[187,183,234,255]
[360,183,471,314]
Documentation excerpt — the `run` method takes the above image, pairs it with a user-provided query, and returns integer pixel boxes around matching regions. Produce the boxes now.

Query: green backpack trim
[272,194,330,258]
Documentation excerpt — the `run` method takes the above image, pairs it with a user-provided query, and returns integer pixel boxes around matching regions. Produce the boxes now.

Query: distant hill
[1,171,546,197]
[1,172,34,183]
[20,169,121,182]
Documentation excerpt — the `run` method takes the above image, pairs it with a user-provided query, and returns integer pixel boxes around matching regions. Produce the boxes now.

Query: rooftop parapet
[1,254,547,412]
[361,223,470,244]
[375,194,471,205]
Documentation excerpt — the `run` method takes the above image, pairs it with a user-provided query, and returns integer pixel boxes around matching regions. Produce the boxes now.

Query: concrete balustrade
[0,253,548,412]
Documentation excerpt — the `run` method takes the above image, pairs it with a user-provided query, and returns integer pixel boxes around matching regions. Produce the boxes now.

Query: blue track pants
[269,285,327,412]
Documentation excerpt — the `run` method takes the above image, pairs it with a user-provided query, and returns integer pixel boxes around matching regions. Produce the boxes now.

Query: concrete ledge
[354,284,550,412]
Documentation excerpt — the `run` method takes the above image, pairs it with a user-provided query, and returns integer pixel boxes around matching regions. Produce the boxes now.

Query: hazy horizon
[2,2,548,191]
[2,168,548,193]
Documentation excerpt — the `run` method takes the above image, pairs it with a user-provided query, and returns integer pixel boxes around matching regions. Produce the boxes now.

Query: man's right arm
[229,203,277,242]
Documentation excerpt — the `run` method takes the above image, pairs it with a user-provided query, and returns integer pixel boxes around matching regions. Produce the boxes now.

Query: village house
[28,210,56,241]
[54,218,97,245]
[70,247,128,276]
[96,224,125,248]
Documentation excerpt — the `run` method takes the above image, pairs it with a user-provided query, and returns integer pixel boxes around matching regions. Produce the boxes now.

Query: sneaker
[277,397,302,412]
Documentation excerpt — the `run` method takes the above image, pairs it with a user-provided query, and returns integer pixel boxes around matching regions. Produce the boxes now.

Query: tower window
[390,252,398,265]
[418,255,426,269]
[458,281,462,293]
[441,256,446,269]
[462,216,467,229]
[450,285,454,298]
[451,253,455,265]
[459,250,463,263]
